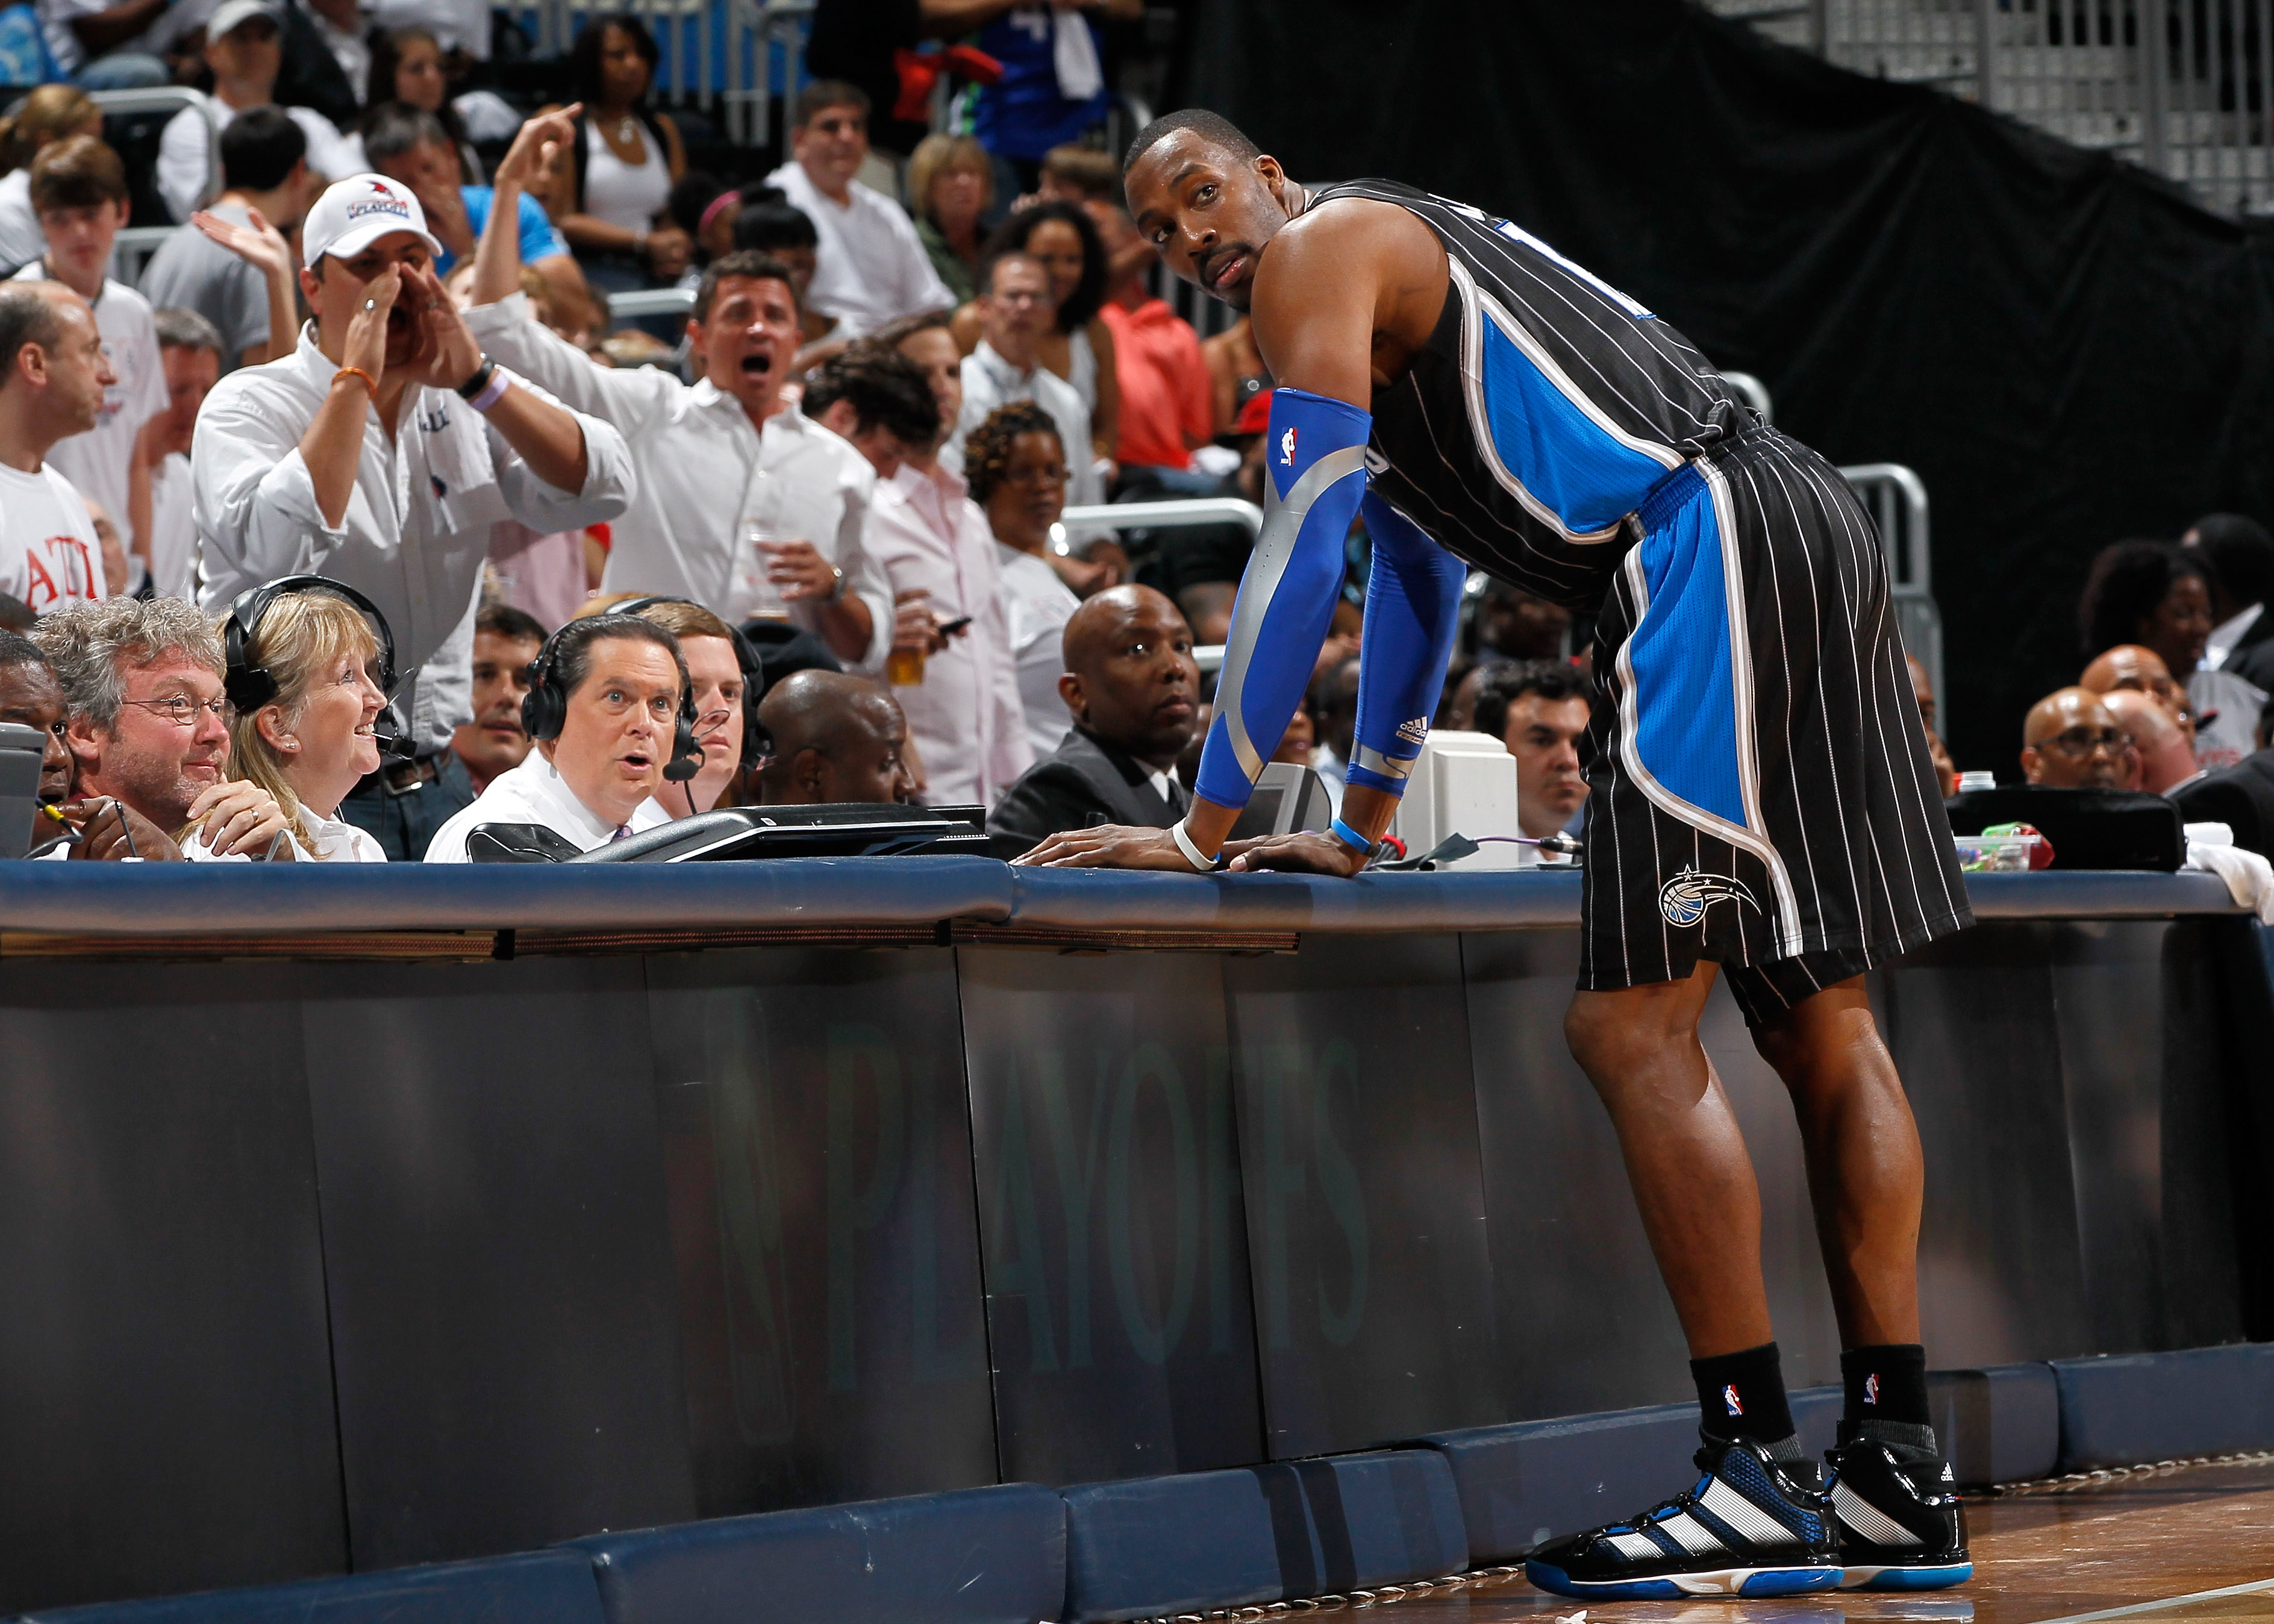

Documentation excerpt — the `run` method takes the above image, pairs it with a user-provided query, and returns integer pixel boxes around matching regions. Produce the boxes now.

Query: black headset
[519,607,707,785]
[607,596,775,769]
[222,575,411,758]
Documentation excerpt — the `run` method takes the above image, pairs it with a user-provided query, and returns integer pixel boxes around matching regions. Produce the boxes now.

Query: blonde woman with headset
[222,579,393,861]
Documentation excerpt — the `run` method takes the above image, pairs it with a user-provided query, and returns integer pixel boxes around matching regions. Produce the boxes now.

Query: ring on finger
[364,298,376,311]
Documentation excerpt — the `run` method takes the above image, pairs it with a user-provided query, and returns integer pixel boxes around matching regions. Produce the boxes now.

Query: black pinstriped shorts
[1575,429,1972,1022]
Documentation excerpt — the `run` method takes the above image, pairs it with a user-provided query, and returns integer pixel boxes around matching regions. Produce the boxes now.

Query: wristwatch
[455,356,495,400]
[823,564,845,604]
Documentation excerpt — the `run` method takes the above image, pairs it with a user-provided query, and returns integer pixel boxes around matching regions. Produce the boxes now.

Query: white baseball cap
[205,0,280,40]
[301,173,443,267]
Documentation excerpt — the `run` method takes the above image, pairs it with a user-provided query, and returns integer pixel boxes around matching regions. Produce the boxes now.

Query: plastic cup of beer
[887,643,926,686]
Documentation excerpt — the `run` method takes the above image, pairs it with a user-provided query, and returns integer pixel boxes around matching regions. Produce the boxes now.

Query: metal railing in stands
[113,225,179,286]
[1704,0,2274,217]
[1841,461,1945,728]
[89,87,222,214]
[506,0,813,145]
[1060,498,1260,673]
[605,287,696,319]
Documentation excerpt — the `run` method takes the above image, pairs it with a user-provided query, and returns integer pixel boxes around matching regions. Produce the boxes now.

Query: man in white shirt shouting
[195,171,634,858]
[0,280,110,613]
[467,106,913,675]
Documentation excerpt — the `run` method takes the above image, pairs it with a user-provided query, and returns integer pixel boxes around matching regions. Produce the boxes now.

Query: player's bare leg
[1749,978,1922,1349]
[1562,966,1776,1358]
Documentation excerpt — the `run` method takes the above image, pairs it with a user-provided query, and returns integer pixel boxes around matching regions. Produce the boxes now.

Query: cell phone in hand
[936,616,973,637]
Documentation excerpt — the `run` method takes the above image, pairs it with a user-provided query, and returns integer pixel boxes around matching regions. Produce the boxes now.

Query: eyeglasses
[119,695,230,726]
[2041,725,2125,757]
[1001,462,1069,487]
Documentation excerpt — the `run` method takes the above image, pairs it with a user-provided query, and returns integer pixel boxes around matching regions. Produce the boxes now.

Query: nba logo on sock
[1723,1384,1743,1416]
[1864,1373,1880,1405]
[1280,426,1297,466]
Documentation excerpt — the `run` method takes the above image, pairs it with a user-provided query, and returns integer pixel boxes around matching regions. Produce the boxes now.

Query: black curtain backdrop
[1171,0,2274,773]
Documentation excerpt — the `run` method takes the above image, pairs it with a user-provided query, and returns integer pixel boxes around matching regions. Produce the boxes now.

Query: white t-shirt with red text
[0,459,103,611]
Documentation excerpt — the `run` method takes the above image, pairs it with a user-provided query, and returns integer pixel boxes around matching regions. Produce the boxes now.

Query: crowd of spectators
[6,17,2273,878]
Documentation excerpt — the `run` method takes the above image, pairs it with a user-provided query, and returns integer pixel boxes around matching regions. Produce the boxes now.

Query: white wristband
[1169,818,1217,873]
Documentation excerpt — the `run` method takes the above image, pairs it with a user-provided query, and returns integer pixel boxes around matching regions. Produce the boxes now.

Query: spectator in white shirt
[0,280,110,613]
[0,87,102,275]
[425,611,683,860]
[466,107,905,671]
[194,170,634,860]
[33,595,291,857]
[810,334,1031,807]
[966,399,1081,762]
[137,308,221,602]
[16,135,167,579]
[220,578,393,861]
[764,81,952,340]
[142,105,311,372]
[952,250,1102,511]
[158,0,358,224]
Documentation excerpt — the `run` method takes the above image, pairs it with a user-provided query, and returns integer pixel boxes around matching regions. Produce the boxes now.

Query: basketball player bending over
[1017,111,1974,1599]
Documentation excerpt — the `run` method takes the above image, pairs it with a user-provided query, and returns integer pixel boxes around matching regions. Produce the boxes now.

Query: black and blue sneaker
[1826,1432,1973,1590]
[1524,1436,1841,1600]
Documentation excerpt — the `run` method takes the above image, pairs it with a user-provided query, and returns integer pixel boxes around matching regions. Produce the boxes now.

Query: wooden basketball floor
[1393,1458,2274,1623]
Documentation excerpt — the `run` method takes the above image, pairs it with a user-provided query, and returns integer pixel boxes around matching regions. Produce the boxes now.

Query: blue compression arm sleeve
[1347,491,1466,797]
[1192,388,1371,813]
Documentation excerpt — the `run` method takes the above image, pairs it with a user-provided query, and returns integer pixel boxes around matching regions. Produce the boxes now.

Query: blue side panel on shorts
[1476,316,1673,535]
[1626,475,1746,829]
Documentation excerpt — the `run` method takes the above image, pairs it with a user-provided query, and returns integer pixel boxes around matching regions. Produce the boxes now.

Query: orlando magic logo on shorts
[1659,866,1760,928]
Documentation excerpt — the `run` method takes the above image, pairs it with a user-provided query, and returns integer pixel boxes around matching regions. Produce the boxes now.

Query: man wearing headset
[423,612,692,862]
[193,172,635,861]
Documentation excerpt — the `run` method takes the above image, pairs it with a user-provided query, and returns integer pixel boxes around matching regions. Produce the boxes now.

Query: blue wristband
[1329,816,1373,855]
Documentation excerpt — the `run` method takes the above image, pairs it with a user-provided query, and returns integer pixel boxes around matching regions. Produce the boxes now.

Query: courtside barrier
[0,864,2264,1612]
[18,1552,606,1624]
[2051,1344,2274,1472]
[569,1484,1066,1624]
[1928,1363,2061,1485]
[0,863,2242,938]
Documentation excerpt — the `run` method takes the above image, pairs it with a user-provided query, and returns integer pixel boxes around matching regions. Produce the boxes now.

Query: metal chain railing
[1705,0,2274,217]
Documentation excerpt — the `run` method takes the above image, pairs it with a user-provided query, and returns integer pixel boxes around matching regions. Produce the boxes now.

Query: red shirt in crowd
[1099,297,1213,472]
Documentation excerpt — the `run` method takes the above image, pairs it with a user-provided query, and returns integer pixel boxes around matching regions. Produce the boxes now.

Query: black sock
[1692,1341,1799,1455]
[1841,1343,1938,1455]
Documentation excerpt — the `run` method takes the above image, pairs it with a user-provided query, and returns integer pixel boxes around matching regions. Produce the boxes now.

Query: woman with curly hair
[2077,537,2263,768]
[973,401,1084,761]
[952,201,1119,472]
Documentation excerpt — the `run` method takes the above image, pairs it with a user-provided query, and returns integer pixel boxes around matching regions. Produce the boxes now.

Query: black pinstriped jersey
[1316,178,1752,612]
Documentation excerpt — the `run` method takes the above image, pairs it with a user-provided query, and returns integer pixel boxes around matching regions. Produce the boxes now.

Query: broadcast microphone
[373,703,416,760]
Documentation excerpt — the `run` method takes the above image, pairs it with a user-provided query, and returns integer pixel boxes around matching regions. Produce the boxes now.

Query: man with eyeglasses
[2019,687,2127,789]
[30,596,290,858]
[951,251,1102,513]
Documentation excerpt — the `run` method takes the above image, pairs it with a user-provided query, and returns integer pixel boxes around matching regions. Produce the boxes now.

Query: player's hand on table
[1222,828,1369,878]
[1013,823,1211,870]
[186,780,291,858]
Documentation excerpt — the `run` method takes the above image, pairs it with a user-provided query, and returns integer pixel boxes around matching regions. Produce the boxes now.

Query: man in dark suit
[989,585,1200,849]
[2173,714,2274,857]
